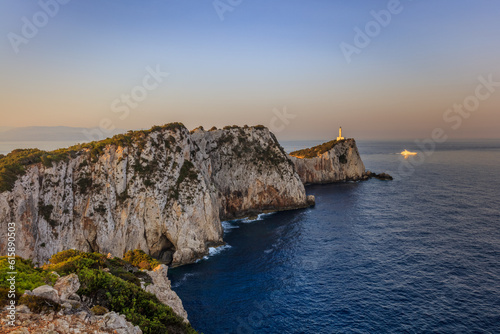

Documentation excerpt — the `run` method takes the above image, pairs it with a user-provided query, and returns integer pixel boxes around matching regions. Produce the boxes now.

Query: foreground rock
[145,264,188,323]
[5,273,141,334]
[289,139,366,184]
[3,266,190,333]
[0,308,142,334]
[0,124,310,266]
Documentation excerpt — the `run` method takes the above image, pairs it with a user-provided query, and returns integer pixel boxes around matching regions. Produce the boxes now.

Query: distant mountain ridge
[0,126,125,142]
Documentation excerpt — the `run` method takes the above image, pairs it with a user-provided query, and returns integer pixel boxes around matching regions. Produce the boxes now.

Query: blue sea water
[170,140,500,334]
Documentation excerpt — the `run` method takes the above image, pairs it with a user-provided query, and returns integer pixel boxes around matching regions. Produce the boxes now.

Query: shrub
[0,256,58,294]
[123,250,160,270]
[0,149,45,192]
[0,287,21,307]
[289,139,340,159]
[47,251,106,276]
[77,267,196,334]
[49,249,83,264]
[162,122,185,132]
[91,305,109,315]
[39,204,55,226]
[19,294,61,313]
[170,160,199,200]
[76,176,92,193]
[217,133,234,146]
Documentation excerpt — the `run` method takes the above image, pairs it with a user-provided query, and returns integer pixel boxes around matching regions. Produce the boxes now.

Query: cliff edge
[0,124,309,266]
[289,138,366,184]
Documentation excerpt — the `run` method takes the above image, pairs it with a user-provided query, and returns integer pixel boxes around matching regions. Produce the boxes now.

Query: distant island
[0,126,125,142]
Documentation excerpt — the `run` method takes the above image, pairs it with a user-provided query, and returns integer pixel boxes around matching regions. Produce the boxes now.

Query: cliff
[289,139,366,184]
[0,124,309,266]
[190,126,307,220]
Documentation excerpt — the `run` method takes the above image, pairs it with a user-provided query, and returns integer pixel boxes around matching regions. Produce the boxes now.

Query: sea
[168,139,500,334]
[2,139,499,333]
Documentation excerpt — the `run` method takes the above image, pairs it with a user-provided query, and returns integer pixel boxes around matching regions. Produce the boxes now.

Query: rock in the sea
[363,170,393,181]
[375,172,393,180]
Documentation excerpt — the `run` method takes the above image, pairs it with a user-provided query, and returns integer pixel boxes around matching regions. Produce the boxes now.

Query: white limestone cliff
[0,124,309,266]
[289,139,365,184]
[145,264,189,323]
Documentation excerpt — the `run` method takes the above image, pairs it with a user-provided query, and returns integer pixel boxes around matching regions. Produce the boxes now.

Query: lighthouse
[337,127,344,141]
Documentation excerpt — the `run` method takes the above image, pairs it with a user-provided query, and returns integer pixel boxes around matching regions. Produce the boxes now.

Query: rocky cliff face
[145,264,188,323]
[190,126,307,220]
[289,139,365,184]
[0,124,308,266]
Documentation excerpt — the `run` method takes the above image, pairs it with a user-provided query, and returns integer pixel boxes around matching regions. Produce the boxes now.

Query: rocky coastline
[0,124,392,334]
[289,138,392,184]
[0,124,310,267]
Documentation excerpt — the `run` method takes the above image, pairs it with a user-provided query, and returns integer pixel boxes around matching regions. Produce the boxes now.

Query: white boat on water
[401,149,417,156]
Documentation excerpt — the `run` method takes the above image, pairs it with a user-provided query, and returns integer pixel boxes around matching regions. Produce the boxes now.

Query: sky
[0,0,499,140]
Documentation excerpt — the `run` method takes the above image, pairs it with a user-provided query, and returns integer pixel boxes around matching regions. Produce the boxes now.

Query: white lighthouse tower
[337,127,344,141]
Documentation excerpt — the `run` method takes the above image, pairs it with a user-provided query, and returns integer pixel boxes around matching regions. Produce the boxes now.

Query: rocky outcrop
[190,126,308,220]
[1,307,142,334]
[10,274,142,334]
[145,264,188,323]
[289,139,366,184]
[53,273,80,302]
[362,170,393,181]
[0,124,309,266]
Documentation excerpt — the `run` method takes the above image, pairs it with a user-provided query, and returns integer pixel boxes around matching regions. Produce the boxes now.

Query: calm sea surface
[169,140,500,334]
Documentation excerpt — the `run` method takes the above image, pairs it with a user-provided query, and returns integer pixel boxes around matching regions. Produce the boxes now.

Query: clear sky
[1,0,499,140]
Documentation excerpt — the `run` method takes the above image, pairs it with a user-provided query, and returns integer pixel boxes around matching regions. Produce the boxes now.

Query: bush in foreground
[0,249,197,334]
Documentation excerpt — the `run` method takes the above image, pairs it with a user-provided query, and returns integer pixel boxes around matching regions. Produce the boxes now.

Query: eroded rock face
[0,125,308,266]
[289,139,365,184]
[145,264,189,323]
[190,127,308,220]
[54,273,80,301]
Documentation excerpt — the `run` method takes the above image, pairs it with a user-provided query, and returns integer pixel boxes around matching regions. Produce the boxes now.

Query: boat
[401,149,417,156]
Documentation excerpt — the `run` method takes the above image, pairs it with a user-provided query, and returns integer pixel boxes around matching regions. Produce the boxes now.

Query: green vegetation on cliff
[289,139,343,159]
[123,249,160,270]
[0,249,197,334]
[0,122,186,193]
